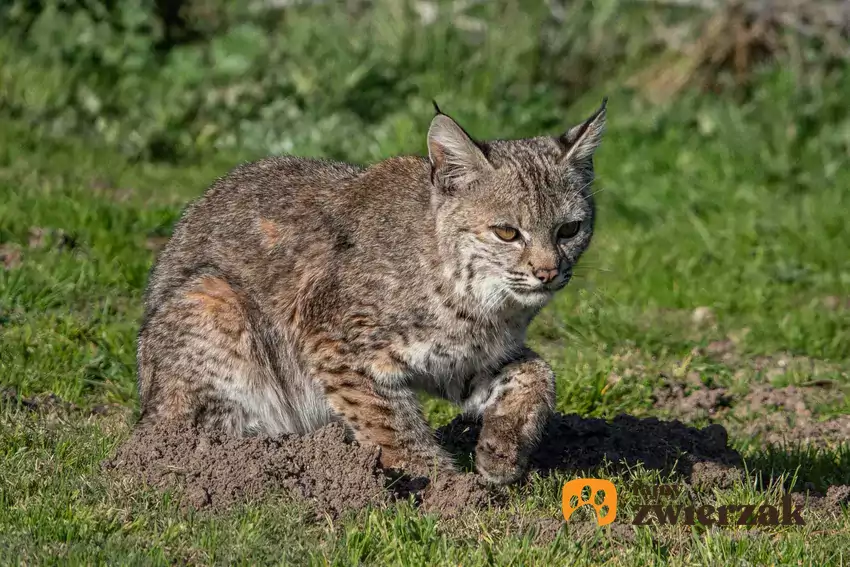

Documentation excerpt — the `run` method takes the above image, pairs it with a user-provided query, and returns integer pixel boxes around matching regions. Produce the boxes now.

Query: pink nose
[533,267,558,283]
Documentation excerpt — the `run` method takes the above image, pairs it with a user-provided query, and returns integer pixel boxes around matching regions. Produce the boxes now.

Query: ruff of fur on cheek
[473,280,508,322]
[459,247,514,323]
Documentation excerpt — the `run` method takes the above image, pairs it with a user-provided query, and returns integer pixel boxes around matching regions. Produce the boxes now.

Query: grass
[2,0,850,564]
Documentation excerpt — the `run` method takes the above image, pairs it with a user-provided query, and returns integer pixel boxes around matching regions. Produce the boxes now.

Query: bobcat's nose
[533,267,559,284]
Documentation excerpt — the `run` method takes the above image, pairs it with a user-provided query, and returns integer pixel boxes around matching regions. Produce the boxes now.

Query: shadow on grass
[436,412,742,484]
[436,412,850,502]
[744,443,850,493]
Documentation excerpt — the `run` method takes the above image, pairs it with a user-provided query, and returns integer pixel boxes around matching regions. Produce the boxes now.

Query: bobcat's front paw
[475,431,528,485]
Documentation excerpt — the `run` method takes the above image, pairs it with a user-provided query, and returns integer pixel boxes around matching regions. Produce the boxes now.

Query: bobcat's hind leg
[137,274,332,435]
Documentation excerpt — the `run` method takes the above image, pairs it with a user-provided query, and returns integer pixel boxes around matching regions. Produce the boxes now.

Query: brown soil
[655,378,850,446]
[0,243,22,270]
[791,485,850,517]
[0,227,78,272]
[654,382,732,418]
[104,410,742,519]
[27,226,77,251]
[105,417,502,518]
[655,377,830,418]
[740,410,850,447]
[652,336,850,447]
[104,420,392,516]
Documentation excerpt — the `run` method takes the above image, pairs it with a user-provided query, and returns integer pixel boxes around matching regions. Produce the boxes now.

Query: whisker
[571,177,599,196]
[571,266,613,274]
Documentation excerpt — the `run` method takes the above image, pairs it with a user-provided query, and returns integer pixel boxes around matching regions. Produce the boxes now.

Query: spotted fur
[137,99,607,483]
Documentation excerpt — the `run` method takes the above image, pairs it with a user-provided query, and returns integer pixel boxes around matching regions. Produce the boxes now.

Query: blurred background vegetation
[2,0,848,165]
[1,0,849,378]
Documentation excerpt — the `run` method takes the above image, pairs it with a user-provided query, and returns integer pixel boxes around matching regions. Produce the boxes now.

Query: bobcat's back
[142,156,365,318]
[136,154,436,433]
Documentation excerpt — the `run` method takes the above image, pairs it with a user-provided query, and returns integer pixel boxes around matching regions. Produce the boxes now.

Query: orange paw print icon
[562,478,617,526]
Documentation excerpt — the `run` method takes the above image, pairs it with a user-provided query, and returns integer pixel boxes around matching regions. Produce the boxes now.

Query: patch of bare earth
[1,387,126,419]
[792,485,850,516]
[27,226,77,251]
[0,243,22,270]
[102,407,743,536]
[0,227,79,271]
[653,339,850,447]
[104,417,502,519]
[104,420,393,516]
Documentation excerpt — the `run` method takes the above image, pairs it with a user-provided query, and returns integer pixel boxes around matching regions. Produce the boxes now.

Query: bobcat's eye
[492,226,520,242]
[557,221,582,240]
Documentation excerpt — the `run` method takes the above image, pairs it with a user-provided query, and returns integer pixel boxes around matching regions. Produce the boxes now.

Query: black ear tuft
[558,97,608,164]
[432,100,443,115]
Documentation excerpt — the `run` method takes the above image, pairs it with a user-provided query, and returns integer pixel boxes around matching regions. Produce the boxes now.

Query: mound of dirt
[104,418,497,518]
[740,411,850,447]
[105,411,742,517]
[418,472,499,517]
[104,420,392,516]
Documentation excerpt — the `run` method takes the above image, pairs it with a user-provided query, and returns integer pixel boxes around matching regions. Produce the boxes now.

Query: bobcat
[137,100,607,484]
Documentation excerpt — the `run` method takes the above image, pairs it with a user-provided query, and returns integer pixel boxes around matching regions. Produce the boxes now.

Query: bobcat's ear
[557,97,607,165]
[427,111,492,188]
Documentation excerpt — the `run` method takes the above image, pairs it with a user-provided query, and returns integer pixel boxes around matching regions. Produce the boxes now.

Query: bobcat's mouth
[507,286,553,307]
[507,271,572,304]
[512,286,552,296]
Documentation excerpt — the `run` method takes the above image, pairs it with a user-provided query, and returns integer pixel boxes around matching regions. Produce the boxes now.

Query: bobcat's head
[428,99,606,311]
